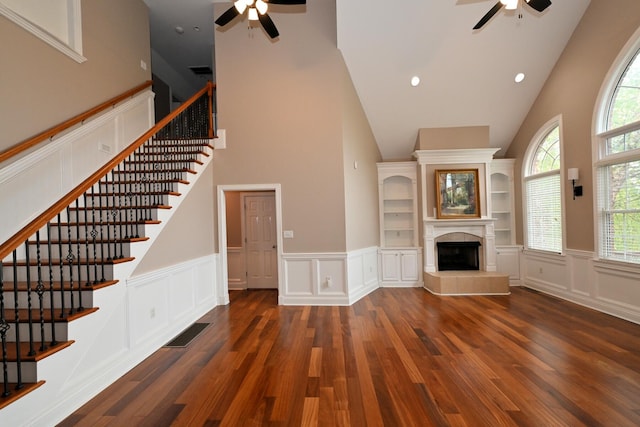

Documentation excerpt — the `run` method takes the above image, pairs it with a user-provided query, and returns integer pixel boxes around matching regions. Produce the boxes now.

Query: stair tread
[4,307,99,323]
[68,205,172,211]
[0,381,45,410]
[50,220,161,226]
[99,178,190,185]
[8,256,135,266]
[135,150,210,157]
[125,158,204,165]
[6,280,119,292]
[3,340,75,362]
[113,168,197,174]
[27,237,149,245]
[86,191,181,197]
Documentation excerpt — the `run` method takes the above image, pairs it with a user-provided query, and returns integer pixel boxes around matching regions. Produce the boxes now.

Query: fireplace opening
[437,241,481,271]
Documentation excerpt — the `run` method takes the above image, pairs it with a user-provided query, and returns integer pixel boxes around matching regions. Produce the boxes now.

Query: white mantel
[414,148,501,273]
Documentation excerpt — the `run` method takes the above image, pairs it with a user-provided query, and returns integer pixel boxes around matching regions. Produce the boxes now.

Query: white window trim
[592,25,640,264]
[522,114,567,254]
[0,0,86,63]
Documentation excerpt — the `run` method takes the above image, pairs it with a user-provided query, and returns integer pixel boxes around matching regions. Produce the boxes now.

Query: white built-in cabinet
[490,159,521,284]
[377,162,423,287]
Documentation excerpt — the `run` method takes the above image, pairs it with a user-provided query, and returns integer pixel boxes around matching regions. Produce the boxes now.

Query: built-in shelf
[378,162,422,287]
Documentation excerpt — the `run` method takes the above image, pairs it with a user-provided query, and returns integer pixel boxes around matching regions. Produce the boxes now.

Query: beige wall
[225,191,243,247]
[214,0,372,253]
[505,0,640,251]
[133,163,216,275]
[416,126,490,150]
[341,54,382,251]
[0,0,151,151]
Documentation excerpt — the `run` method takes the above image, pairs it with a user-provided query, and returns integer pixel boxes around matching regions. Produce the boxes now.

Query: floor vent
[164,322,210,348]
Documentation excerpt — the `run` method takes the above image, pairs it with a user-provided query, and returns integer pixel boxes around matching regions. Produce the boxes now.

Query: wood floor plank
[60,287,640,426]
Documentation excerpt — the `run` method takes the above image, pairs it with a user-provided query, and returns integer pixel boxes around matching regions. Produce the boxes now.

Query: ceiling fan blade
[268,0,306,4]
[215,6,240,27]
[526,0,552,13]
[473,2,504,30]
[258,13,280,38]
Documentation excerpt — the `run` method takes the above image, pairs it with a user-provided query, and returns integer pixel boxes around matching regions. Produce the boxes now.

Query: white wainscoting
[522,249,640,325]
[227,246,247,290]
[0,89,154,244]
[3,255,219,427]
[280,247,379,305]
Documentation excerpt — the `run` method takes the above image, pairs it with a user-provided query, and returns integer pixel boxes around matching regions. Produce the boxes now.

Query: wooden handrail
[0,81,215,261]
[0,80,153,165]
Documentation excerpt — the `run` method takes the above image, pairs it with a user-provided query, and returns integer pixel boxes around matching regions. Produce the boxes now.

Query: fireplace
[437,241,481,271]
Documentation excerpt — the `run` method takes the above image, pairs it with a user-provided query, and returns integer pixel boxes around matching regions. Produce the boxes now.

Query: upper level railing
[0,81,153,165]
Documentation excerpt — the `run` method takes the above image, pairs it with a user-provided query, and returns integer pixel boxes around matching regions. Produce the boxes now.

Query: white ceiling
[144,0,591,160]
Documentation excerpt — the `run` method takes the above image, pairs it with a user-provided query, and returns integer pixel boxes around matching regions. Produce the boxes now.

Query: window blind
[525,173,562,253]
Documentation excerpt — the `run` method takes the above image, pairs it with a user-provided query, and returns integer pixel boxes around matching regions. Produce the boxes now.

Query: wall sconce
[568,168,582,200]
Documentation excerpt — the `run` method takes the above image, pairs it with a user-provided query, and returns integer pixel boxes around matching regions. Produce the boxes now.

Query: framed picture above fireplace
[435,169,480,219]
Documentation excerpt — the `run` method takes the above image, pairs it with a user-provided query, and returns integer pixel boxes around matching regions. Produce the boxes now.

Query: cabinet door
[381,251,401,282]
[496,247,520,282]
[400,251,419,282]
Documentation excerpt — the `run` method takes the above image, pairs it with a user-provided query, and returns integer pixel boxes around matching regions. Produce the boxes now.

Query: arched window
[595,34,640,264]
[523,121,563,253]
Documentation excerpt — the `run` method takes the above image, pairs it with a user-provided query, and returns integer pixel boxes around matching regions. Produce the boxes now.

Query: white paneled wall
[280,247,379,305]
[226,247,247,289]
[522,250,640,324]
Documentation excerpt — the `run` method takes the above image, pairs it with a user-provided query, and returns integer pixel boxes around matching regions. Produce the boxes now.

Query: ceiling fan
[473,0,552,30]
[215,0,306,39]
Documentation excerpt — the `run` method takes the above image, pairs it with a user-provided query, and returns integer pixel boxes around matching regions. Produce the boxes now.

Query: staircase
[0,83,216,411]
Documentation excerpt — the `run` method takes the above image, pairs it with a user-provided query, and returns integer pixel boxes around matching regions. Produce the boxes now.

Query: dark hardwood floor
[59,287,640,426]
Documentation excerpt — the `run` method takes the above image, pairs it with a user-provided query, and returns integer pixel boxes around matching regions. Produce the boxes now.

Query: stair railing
[0,81,215,401]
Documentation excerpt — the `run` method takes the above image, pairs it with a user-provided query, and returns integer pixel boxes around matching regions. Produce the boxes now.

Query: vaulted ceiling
[144,0,591,159]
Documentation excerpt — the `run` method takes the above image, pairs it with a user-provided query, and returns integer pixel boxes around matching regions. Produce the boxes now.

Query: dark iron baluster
[83,194,92,286]
[23,240,35,356]
[65,206,76,315]
[102,176,114,262]
[0,265,11,397]
[46,223,58,346]
[34,231,47,352]
[88,192,98,284]
[74,199,84,312]
[57,214,66,319]
[12,250,23,390]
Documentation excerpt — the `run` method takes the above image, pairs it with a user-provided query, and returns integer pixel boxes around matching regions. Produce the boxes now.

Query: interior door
[244,193,278,289]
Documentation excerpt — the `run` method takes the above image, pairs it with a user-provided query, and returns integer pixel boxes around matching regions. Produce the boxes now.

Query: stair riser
[29,242,131,260]
[3,264,115,283]
[46,223,148,241]
[81,194,171,207]
[111,170,189,181]
[5,362,38,383]
[67,209,158,223]
[4,291,95,310]
[99,181,180,193]
[123,161,197,172]
[139,145,209,153]
[5,322,68,342]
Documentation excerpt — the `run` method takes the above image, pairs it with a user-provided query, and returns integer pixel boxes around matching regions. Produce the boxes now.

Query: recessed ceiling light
[410,76,421,87]
[515,72,525,83]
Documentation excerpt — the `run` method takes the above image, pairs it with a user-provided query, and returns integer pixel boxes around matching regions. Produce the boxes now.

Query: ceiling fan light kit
[215,0,307,39]
[473,0,552,30]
